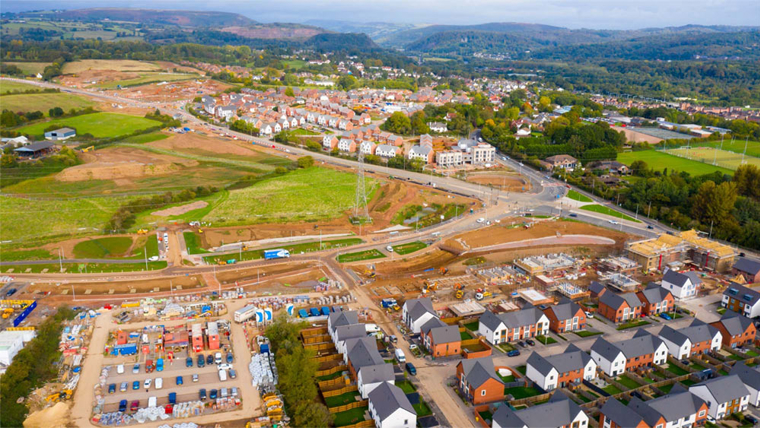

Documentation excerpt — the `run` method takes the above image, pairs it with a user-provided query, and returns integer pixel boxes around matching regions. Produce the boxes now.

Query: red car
[164,404,174,414]
[130,400,140,412]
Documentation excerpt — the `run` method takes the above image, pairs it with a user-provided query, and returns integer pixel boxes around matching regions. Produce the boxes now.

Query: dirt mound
[466,170,529,192]
[150,133,261,157]
[152,201,208,217]
[23,402,70,428]
[57,146,197,182]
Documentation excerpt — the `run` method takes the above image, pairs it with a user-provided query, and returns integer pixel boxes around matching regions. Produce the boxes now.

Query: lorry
[264,249,290,260]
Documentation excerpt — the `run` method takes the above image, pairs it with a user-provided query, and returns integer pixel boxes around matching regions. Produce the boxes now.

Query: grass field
[0,248,54,262]
[0,194,133,243]
[0,80,41,94]
[688,139,760,158]
[332,406,368,427]
[618,150,734,176]
[206,167,376,225]
[504,386,542,399]
[204,238,363,264]
[4,62,51,75]
[392,241,427,255]
[574,330,603,337]
[1,92,95,115]
[73,237,133,258]
[17,112,161,138]
[664,147,760,171]
[567,189,592,202]
[1,261,167,274]
[120,132,169,144]
[183,232,209,255]
[96,72,199,89]
[62,60,161,74]
[336,249,385,263]
[617,320,650,330]
[580,204,640,222]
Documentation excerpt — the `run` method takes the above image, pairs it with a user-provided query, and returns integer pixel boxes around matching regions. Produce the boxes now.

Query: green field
[616,320,650,330]
[504,386,542,399]
[204,238,363,264]
[0,248,54,262]
[205,167,376,225]
[580,204,640,222]
[0,80,41,94]
[120,132,169,144]
[1,92,95,115]
[336,249,386,263]
[664,147,760,171]
[332,406,368,427]
[183,232,209,255]
[689,139,760,158]
[0,194,133,243]
[392,241,428,255]
[73,237,133,258]
[96,72,199,89]
[1,261,166,274]
[17,112,161,138]
[618,150,734,176]
[3,62,52,75]
[566,189,592,202]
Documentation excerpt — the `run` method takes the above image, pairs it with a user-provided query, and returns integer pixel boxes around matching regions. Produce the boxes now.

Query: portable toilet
[298,309,308,318]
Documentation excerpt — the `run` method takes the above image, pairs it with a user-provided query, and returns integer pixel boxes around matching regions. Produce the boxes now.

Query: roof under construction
[627,230,735,258]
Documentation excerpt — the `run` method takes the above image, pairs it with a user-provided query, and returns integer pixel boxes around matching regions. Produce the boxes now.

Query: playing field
[1,92,95,115]
[17,112,161,138]
[617,150,734,176]
[205,167,377,225]
[688,139,760,158]
[664,147,760,171]
[62,60,162,74]
[1,80,41,94]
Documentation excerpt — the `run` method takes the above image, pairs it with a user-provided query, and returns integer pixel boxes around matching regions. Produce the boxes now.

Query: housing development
[1,4,760,428]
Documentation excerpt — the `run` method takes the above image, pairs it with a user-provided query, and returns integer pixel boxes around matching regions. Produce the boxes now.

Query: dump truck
[264,249,290,260]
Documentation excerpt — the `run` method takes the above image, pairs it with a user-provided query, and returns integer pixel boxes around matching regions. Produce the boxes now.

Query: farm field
[579,204,639,222]
[617,150,734,176]
[664,147,760,170]
[62,59,162,74]
[0,80,41,94]
[205,167,377,225]
[95,72,199,89]
[16,112,161,138]
[3,62,51,74]
[1,92,95,115]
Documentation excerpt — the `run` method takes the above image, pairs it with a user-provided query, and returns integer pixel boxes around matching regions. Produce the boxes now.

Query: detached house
[689,375,750,421]
[591,330,667,377]
[420,318,461,358]
[402,298,436,334]
[477,307,549,345]
[455,357,504,404]
[598,292,642,323]
[722,282,760,318]
[357,363,395,399]
[525,344,597,391]
[492,394,589,428]
[710,312,757,348]
[661,269,701,300]
[544,154,578,171]
[542,298,586,333]
[599,385,709,428]
[368,382,417,428]
[658,320,722,359]
[636,284,675,316]
[732,257,760,284]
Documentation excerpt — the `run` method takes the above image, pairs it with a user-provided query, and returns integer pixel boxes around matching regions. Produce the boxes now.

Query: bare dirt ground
[149,132,265,157]
[117,79,232,103]
[23,398,71,428]
[612,126,663,144]
[27,273,204,296]
[36,234,139,259]
[152,201,208,217]
[444,218,631,251]
[57,146,197,182]
[465,170,529,192]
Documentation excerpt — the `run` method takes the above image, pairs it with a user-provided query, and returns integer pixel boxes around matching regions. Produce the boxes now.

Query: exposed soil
[38,234,138,259]
[465,170,529,192]
[152,201,208,217]
[27,273,204,296]
[23,402,71,428]
[117,78,232,103]
[56,146,197,182]
[149,132,266,157]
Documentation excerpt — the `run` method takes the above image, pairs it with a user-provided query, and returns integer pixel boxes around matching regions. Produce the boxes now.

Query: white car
[148,256,159,262]
[144,378,152,389]
[386,245,394,252]
[608,220,620,225]
[117,364,124,374]
[477,218,485,223]
[218,363,233,371]
[585,311,594,319]
[155,378,163,390]
[192,374,199,382]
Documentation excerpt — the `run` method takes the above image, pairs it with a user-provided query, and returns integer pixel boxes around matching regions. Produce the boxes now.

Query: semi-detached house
[710,312,756,349]
[599,385,709,428]
[368,382,416,428]
[590,330,668,377]
[357,363,394,399]
[730,361,760,407]
[636,284,674,316]
[477,306,549,345]
[492,393,589,428]
[420,317,461,358]
[689,375,750,421]
[455,356,504,404]
[542,298,586,333]
[658,320,722,359]
[402,298,436,334]
[598,292,642,323]
[344,336,384,379]
[722,282,760,318]
[525,344,597,391]
[661,269,701,300]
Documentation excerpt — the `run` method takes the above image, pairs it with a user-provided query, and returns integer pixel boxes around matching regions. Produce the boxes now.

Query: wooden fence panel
[316,364,347,377]
[313,354,342,363]
[323,385,358,397]
[328,400,368,414]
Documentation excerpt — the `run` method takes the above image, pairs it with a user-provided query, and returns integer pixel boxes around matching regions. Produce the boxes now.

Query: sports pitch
[664,147,760,171]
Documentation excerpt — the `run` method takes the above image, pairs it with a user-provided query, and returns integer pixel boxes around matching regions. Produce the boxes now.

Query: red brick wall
[711,321,756,348]
[625,353,654,371]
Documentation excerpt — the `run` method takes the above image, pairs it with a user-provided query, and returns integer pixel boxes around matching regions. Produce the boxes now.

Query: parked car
[221,388,228,398]
[197,354,205,367]
[144,378,152,389]
[219,363,233,371]
[108,383,116,394]
[215,352,223,365]
[132,363,140,374]
[585,311,594,319]
[517,341,526,347]
[569,213,578,218]
[169,392,177,405]
[176,376,183,385]
[5,288,17,297]
[507,349,521,357]
[119,400,128,412]
[199,389,207,401]
[120,382,127,392]
[132,381,140,390]
[647,225,655,230]
[659,312,672,320]
[206,354,214,365]
[229,369,237,379]
[164,404,174,415]
[405,362,417,376]
[117,364,124,374]
[745,415,759,425]
[226,352,234,363]
[525,339,536,346]
[210,389,218,400]
[192,374,199,382]
[186,357,193,368]
[130,400,139,412]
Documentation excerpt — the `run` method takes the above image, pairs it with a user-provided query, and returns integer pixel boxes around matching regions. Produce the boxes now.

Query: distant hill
[304,20,427,41]
[221,23,327,40]
[20,8,255,27]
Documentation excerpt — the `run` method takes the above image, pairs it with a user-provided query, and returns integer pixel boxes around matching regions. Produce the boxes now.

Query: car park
[507,349,521,357]
[119,400,127,412]
[199,389,207,401]
[108,383,116,394]
[176,376,183,385]
[132,381,140,390]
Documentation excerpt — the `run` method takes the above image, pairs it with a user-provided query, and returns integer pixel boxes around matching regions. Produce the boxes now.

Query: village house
[658,320,722,359]
[721,282,760,318]
[544,154,578,171]
[590,330,668,376]
[492,394,588,428]
[689,375,750,421]
[402,298,436,334]
[599,386,709,428]
[598,292,643,323]
[525,344,597,391]
[542,298,586,333]
[477,306,549,345]
[636,284,675,316]
[587,160,629,175]
[455,357,504,404]
[710,312,757,349]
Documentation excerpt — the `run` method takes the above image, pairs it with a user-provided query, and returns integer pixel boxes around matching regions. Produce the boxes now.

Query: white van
[395,349,406,363]
[148,396,157,408]
[117,364,124,374]
[218,369,227,382]
[365,324,380,334]
[431,232,441,237]
[155,378,163,390]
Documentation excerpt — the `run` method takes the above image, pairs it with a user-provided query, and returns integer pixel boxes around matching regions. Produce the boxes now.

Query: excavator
[46,390,73,402]
[439,267,448,275]
[364,268,376,278]
[2,308,13,319]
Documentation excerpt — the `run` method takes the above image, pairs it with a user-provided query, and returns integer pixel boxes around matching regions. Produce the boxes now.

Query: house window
[656,425,663,428]
[481,390,486,396]
[699,410,706,417]
[404,420,408,425]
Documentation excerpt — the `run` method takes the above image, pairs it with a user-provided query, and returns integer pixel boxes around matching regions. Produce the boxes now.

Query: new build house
[689,375,750,421]
[661,269,702,300]
[328,311,359,341]
[598,292,642,323]
[333,324,369,355]
[477,307,549,345]
[591,330,668,377]
[658,320,722,359]
[636,284,675,316]
[345,336,384,379]
[525,344,597,391]
[402,298,436,334]
[368,382,417,428]
[542,298,586,333]
[732,257,760,284]
[492,394,589,428]
[599,385,708,428]
[456,357,504,404]
[357,363,395,399]
[721,282,760,318]
[710,312,757,349]
[420,317,461,358]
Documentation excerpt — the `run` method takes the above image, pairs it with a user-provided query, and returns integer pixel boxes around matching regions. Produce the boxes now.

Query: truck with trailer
[234,305,258,323]
[264,249,290,260]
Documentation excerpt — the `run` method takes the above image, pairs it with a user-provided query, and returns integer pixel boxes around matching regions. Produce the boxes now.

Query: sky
[3,0,759,30]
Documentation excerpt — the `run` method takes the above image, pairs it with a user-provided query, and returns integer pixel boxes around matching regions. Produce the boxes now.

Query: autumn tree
[691,181,738,226]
